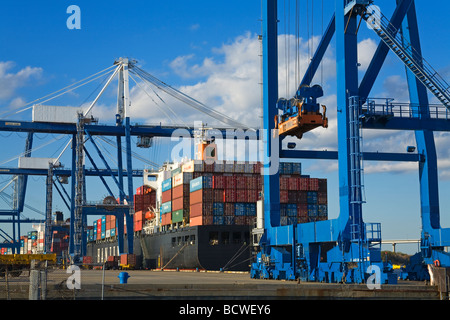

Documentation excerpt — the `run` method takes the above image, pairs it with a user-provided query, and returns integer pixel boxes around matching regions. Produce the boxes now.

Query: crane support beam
[262,0,281,229]
[361,118,450,131]
[0,121,260,139]
[280,150,422,162]
[358,0,412,99]
[0,168,143,177]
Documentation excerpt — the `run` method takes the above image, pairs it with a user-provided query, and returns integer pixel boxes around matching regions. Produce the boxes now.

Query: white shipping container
[32,104,87,124]
[182,159,204,173]
[19,157,60,169]
[106,229,111,238]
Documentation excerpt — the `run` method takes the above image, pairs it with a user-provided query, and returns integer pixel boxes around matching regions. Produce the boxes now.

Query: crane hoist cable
[129,72,190,129]
[130,66,254,130]
[0,65,117,119]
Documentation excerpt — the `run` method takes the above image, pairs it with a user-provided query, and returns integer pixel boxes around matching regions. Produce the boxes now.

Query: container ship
[84,142,329,271]
[3,142,329,272]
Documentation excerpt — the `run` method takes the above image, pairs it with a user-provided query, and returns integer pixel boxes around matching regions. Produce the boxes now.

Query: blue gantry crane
[252,0,450,284]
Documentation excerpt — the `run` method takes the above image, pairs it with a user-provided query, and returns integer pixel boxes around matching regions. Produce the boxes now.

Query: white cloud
[357,38,377,71]
[130,32,263,128]
[0,61,43,100]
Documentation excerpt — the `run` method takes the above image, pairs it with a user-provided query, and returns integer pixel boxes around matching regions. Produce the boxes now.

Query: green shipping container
[172,209,184,223]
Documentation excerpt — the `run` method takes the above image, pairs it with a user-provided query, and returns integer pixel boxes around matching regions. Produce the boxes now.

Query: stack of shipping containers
[171,168,193,228]
[133,185,157,232]
[152,159,328,229]
[278,162,328,224]
[83,159,328,239]
[161,178,172,227]
[1,226,69,256]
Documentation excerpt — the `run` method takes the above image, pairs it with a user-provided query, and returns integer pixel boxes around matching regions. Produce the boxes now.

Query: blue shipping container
[307,191,318,204]
[213,202,224,216]
[280,204,287,217]
[292,162,302,175]
[234,203,246,216]
[308,204,318,217]
[245,203,256,216]
[190,176,213,192]
[162,178,172,192]
[287,203,297,217]
[161,201,172,214]
[224,216,235,225]
[318,205,328,217]
[213,216,224,225]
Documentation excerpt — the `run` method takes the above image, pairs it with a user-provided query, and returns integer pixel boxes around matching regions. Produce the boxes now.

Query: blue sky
[0,1,449,254]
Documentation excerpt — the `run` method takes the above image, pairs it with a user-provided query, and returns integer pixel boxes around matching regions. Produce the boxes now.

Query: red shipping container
[234,216,248,225]
[236,189,248,202]
[213,189,224,202]
[236,176,247,189]
[257,175,263,190]
[161,189,172,203]
[309,178,319,191]
[225,176,237,189]
[246,176,258,190]
[297,204,308,217]
[298,191,308,204]
[288,177,299,190]
[299,178,309,191]
[280,190,289,203]
[247,190,258,203]
[136,185,150,195]
[318,192,328,204]
[224,189,237,202]
[224,203,235,215]
[280,176,289,190]
[213,175,226,189]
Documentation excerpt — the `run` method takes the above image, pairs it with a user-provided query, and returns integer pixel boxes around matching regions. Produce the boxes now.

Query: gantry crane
[252,0,450,284]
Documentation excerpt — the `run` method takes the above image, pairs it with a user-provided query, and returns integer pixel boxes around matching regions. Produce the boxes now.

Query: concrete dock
[0,269,440,300]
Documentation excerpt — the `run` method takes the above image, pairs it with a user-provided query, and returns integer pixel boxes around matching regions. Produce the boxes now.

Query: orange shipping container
[134,220,143,232]
[172,184,189,200]
[190,215,213,226]
[161,190,172,203]
[190,189,213,205]
[134,210,144,222]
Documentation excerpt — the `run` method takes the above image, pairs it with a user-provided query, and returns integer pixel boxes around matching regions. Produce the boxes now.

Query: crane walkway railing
[362,5,450,109]
[362,98,450,120]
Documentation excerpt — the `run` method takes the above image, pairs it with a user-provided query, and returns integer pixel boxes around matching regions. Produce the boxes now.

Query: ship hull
[86,225,253,271]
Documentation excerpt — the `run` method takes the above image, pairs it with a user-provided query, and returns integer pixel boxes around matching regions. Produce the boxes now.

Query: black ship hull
[86,225,253,271]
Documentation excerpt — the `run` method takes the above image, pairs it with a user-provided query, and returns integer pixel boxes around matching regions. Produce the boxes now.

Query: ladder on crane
[361,5,450,109]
